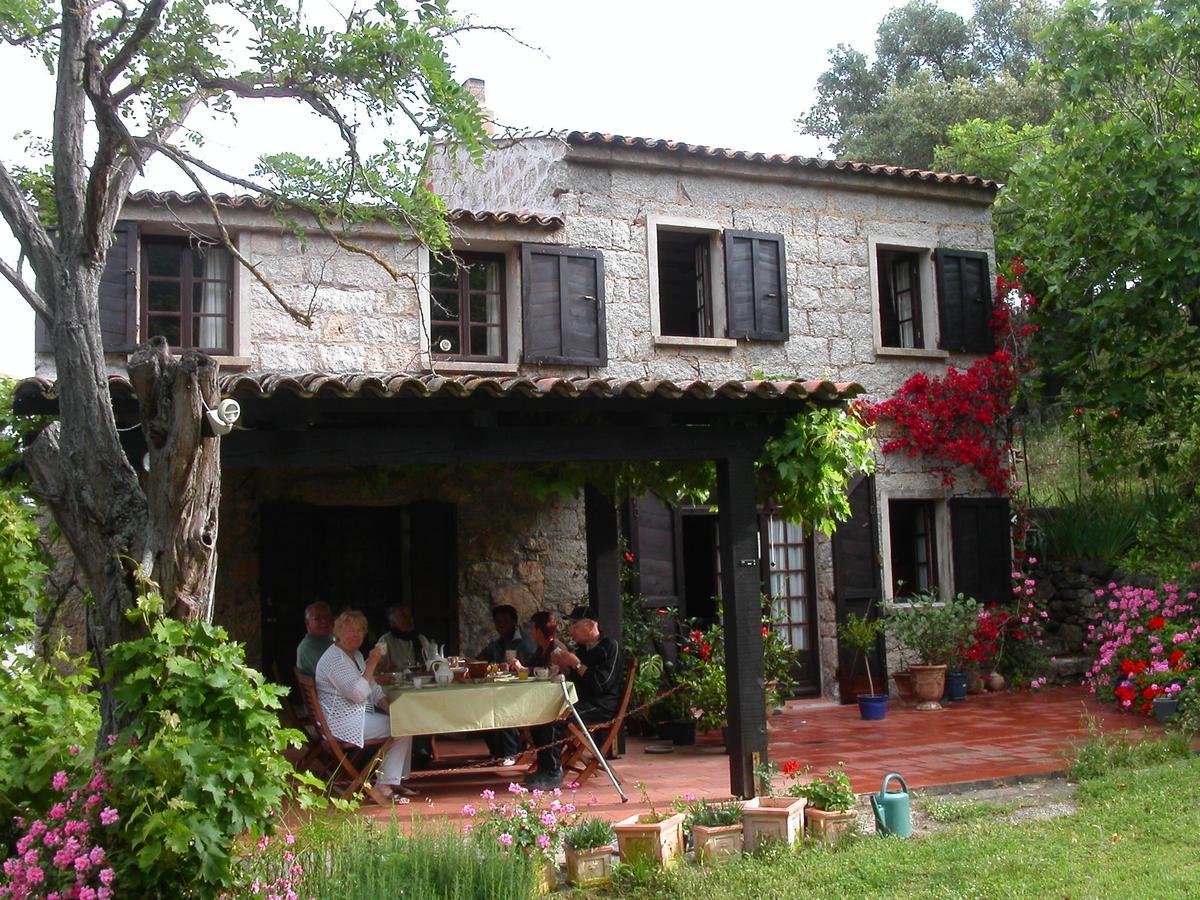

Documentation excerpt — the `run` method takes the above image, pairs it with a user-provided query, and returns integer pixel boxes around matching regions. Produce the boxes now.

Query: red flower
[1141,685,1162,701]
[1170,650,1186,668]
[623,551,635,564]
[1148,616,1166,630]
[656,608,668,616]
[780,759,802,777]
[1114,683,1136,702]
[762,626,770,637]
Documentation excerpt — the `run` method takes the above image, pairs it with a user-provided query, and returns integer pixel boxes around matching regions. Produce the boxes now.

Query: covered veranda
[15,371,859,800]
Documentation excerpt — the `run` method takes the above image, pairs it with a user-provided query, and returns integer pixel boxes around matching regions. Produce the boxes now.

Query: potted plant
[613,782,686,866]
[468,784,573,891]
[563,818,616,888]
[679,798,744,864]
[885,592,980,711]
[742,761,807,850]
[838,612,888,719]
[787,766,857,845]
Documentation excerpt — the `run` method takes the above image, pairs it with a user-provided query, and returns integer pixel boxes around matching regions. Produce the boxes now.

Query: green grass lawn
[606,756,1200,899]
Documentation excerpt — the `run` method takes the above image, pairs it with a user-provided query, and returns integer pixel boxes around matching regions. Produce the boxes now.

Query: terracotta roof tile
[13,372,862,414]
[563,131,998,191]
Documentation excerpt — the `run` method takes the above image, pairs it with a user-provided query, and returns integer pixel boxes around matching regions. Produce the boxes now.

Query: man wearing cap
[526,606,622,790]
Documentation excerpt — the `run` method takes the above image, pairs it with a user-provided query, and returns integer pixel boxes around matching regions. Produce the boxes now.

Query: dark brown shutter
[520,243,606,366]
[36,222,139,353]
[831,475,886,701]
[629,493,679,607]
[935,248,992,353]
[949,497,1011,604]
[724,230,788,341]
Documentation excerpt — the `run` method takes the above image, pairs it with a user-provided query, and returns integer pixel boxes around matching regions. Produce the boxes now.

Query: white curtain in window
[486,262,501,356]
[198,247,228,349]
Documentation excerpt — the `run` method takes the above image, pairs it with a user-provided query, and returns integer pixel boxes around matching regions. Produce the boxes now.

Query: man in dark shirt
[476,605,535,764]
[526,607,622,789]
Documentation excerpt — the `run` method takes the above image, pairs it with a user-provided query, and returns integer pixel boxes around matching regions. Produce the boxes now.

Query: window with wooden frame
[141,237,234,354]
[888,499,938,598]
[430,252,506,361]
[877,248,924,349]
[656,228,714,338]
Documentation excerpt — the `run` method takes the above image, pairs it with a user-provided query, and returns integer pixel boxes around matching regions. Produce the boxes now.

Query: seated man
[374,604,436,671]
[526,607,623,790]
[295,601,334,676]
[476,604,536,765]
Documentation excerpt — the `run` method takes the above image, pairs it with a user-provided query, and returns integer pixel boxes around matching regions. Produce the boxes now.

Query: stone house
[24,87,1012,707]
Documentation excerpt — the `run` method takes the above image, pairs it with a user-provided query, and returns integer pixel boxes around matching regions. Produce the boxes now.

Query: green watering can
[870,773,911,838]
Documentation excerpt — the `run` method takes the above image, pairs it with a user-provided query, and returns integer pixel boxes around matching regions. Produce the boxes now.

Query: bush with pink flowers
[466,782,584,859]
[1083,581,1200,716]
[0,765,120,899]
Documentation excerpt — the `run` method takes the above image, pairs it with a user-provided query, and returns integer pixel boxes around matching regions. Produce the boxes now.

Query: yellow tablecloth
[385,679,578,737]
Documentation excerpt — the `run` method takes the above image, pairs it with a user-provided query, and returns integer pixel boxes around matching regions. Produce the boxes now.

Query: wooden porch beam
[584,485,622,645]
[221,424,771,468]
[717,454,768,799]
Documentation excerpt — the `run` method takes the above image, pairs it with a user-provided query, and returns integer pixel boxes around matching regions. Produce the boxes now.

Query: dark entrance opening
[680,512,719,625]
[259,501,458,682]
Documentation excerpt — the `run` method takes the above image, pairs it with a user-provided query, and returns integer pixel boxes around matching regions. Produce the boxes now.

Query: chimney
[462,77,495,137]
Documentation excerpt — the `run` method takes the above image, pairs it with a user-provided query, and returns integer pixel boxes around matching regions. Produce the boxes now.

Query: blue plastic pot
[857,693,889,720]
[946,671,969,702]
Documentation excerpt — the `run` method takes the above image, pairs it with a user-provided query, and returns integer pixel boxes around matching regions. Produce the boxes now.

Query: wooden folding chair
[561,657,637,788]
[275,664,326,776]
[294,670,396,804]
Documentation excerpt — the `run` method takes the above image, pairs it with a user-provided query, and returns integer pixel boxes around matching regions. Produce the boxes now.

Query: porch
[354,685,1159,822]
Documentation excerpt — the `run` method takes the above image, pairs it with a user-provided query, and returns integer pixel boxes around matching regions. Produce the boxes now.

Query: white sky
[0,0,975,377]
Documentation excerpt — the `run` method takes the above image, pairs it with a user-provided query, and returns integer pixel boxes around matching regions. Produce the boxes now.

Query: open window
[878,248,924,349]
[656,228,714,338]
[888,499,938,598]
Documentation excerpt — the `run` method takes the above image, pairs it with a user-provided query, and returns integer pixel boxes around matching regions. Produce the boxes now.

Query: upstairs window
[878,248,924,349]
[430,252,506,361]
[656,228,714,338]
[141,237,233,354]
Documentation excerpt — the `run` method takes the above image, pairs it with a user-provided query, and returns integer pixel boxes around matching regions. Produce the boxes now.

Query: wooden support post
[585,485,622,644]
[717,454,767,799]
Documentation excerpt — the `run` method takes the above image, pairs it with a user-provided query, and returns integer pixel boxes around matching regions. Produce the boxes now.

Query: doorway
[259,501,458,681]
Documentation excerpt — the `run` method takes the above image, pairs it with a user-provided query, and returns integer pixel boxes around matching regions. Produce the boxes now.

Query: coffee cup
[534,667,550,680]
[411,675,427,689]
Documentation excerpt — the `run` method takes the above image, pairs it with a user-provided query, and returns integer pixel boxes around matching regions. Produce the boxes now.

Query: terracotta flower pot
[909,664,947,711]
[986,671,1006,692]
[892,670,914,704]
[741,796,806,851]
[614,812,685,866]
[565,844,614,888]
[804,807,857,845]
[692,822,743,864]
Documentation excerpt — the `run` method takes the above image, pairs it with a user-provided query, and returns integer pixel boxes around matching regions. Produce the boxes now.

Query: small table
[385,678,578,736]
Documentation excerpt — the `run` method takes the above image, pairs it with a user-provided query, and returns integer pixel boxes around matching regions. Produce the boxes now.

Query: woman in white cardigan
[315,609,414,798]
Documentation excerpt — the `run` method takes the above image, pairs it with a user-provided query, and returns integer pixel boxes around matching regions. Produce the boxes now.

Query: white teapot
[431,658,454,686]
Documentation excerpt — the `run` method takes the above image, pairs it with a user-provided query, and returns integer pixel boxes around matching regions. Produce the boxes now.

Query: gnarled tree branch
[0,256,52,321]
[0,160,59,292]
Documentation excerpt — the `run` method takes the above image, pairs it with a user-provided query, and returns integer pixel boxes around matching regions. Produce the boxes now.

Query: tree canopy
[800,0,1056,168]
[1001,0,1200,476]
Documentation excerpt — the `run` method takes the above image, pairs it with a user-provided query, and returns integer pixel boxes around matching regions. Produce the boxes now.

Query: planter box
[804,807,857,845]
[692,823,743,865]
[565,844,614,888]
[614,812,685,866]
[742,796,806,851]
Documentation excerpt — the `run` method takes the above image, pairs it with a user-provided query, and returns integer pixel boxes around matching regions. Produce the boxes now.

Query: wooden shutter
[35,222,140,354]
[520,243,606,366]
[935,248,992,353]
[831,475,886,701]
[949,497,1011,605]
[724,230,788,341]
[629,493,680,607]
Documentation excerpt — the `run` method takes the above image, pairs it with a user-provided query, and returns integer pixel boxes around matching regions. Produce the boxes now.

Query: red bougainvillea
[859,262,1037,496]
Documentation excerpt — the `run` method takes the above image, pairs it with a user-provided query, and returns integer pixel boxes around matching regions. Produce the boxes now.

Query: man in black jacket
[526,607,622,789]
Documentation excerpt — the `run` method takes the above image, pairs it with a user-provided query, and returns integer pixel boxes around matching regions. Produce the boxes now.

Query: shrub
[884,592,980,667]
[102,585,310,895]
[1082,581,1199,716]
[1033,489,1146,563]
[465,782,581,859]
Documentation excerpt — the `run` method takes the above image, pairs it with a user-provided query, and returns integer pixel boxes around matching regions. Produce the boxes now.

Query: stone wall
[214,465,587,668]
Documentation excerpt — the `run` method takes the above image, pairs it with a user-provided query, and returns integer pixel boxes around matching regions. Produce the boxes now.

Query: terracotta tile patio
[359,685,1171,823]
